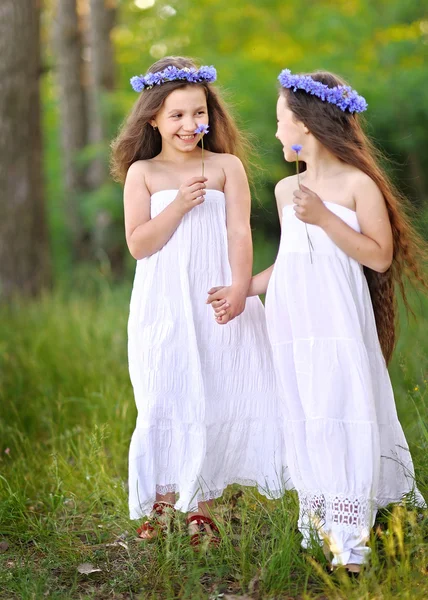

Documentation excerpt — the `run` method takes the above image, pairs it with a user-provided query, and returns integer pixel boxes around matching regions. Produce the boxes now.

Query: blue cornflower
[194,124,209,135]
[291,144,302,153]
[278,69,367,114]
[130,65,217,92]
[130,76,145,93]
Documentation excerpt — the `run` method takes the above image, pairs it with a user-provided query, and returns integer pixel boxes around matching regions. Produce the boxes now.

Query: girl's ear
[149,118,157,129]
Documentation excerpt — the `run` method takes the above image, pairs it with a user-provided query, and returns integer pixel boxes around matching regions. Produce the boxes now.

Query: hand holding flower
[291,145,315,262]
[173,176,207,216]
[293,184,330,226]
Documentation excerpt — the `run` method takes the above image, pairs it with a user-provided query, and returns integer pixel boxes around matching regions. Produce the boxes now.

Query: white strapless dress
[127,189,290,518]
[265,202,425,565]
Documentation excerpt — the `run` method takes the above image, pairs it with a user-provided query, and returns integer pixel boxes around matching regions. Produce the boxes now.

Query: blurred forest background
[1,0,428,296]
[1,2,428,599]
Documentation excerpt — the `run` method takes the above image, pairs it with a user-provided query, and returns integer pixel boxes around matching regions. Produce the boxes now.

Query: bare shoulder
[209,152,244,172]
[275,174,298,204]
[124,160,151,207]
[351,169,384,207]
[125,159,151,184]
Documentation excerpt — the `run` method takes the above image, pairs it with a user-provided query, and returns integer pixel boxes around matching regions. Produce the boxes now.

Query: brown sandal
[186,514,220,548]
[137,501,176,540]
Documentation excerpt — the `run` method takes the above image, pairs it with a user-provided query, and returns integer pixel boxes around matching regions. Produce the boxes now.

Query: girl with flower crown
[111,57,289,545]
[209,70,426,571]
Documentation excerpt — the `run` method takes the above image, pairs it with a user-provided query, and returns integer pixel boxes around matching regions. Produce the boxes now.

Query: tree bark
[53,0,89,259]
[86,0,125,275]
[0,0,51,300]
[89,0,115,93]
[85,0,116,188]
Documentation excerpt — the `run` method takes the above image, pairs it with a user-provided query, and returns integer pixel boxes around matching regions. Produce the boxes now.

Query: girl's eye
[197,111,206,115]
[172,114,182,119]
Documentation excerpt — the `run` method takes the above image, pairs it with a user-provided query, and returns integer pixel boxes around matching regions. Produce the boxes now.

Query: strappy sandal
[136,501,176,540]
[186,514,221,549]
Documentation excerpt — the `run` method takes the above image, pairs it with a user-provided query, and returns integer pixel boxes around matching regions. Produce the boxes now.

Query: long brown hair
[110,56,251,183]
[282,71,427,363]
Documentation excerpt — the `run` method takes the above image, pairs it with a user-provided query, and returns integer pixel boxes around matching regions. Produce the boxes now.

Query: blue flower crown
[130,65,217,92]
[278,69,368,114]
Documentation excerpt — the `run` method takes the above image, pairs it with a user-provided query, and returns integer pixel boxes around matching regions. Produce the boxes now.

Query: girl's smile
[177,133,198,143]
[152,86,208,154]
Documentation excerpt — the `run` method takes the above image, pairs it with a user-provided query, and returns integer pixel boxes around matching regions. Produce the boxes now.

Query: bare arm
[294,177,393,273]
[324,177,392,272]
[207,176,290,315]
[224,155,253,295]
[248,265,274,296]
[124,162,206,260]
[205,156,253,323]
[247,178,289,296]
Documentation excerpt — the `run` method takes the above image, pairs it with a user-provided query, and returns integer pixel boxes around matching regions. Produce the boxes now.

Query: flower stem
[201,137,205,178]
[296,157,314,264]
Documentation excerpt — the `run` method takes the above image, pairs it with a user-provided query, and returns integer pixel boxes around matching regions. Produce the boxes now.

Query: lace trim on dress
[298,490,375,536]
[155,479,283,502]
[130,479,285,517]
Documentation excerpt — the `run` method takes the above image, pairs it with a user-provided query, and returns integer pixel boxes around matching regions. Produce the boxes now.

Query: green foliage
[40,0,428,279]
[0,276,427,598]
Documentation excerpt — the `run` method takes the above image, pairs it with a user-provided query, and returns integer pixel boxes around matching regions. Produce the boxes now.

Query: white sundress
[127,189,290,519]
[265,201,425,566]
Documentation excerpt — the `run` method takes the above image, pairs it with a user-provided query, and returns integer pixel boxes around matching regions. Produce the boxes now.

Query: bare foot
[136,501,175,540]
[345,563,361,574]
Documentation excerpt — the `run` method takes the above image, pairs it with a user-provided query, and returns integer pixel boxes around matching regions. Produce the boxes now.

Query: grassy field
[0,264,427,599]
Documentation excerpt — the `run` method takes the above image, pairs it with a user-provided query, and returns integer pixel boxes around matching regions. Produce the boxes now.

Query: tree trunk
[53,0,89,259]
[0,0,51,300]
[86,0,125,276]
[85,0,116,188]
[89,0,116,93]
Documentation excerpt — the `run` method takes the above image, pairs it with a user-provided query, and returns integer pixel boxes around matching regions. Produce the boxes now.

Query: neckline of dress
[283,201,357,216]
[151,188,225,198]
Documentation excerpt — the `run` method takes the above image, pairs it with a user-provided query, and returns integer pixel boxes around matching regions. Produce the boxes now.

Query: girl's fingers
[207,286,223,295]
[187,176,207,188]
[207,291,225,303]
[215,314,229,324]
[189,181,206,193]
[214,305,230,315]
[212,299,228,308]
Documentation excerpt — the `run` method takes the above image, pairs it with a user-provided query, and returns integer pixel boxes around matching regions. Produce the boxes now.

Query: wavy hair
[111,56,251,183]
[281,71,427,363]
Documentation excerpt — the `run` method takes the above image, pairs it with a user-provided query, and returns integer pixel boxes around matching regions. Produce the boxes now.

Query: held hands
[206,285,247,325]
[173,176,208,216]
[293,184,330,226]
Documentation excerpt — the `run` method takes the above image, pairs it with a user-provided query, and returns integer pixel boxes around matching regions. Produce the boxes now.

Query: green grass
[0,269,427,599]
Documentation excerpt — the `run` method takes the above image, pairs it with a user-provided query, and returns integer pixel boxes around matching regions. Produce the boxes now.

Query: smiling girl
[111,57,289,546]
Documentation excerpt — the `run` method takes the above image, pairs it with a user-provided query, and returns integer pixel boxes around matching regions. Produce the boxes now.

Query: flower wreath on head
[278,69,368,114]
[130,65,217,92]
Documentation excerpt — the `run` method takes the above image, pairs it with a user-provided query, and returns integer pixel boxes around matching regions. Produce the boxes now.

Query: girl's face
[276,94,306,162]
[152,86,209,153]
